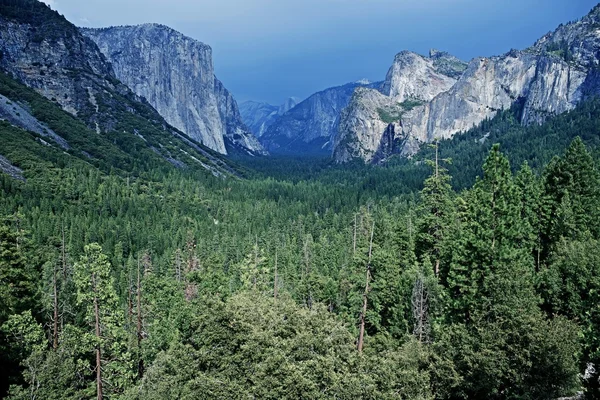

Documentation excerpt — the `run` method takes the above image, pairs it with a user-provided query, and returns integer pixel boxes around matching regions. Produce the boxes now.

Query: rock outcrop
[81,24,266,155]
[0,1,244,177]
[334,5,600,163]
[261,82,379,155]
[0,4,122,131]
[334,51,466,162]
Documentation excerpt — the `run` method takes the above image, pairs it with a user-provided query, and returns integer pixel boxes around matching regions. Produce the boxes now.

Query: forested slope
[3,89,600,398]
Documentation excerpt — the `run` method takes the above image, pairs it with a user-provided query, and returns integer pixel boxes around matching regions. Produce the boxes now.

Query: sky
[42,0,599,105]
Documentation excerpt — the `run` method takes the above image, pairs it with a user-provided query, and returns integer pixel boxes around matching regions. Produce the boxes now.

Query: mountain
[333,50,467,163]
[260,81,380,155]
[334,5,600,163]
[81,24,265,156]
[239,96,299,138]
[0,0,240,177]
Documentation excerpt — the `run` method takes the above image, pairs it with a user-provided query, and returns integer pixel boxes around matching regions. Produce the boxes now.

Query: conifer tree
[416,140,455,280]
[73,243,133,399]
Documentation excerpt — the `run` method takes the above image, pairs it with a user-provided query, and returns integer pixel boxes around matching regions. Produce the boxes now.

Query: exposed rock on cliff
[240,97,300,138]
[261,82,379,155]
[0,1,243,176]
[82,24,265,155]
[334,5,600,163]
[0,5,121,131]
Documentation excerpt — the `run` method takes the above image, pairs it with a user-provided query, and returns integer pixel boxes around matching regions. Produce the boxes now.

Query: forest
[3,57,600,398]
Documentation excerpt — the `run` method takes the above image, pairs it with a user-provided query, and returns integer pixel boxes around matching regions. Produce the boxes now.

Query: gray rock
[239,97,300,138]
[381,50,463,102]
[0,94,69,149]
[261,82,380,154]
[334,5,600,163]
[81,24,265,155]
[0,154,24,182]
[214,77,267,155]
[0,13,117,130]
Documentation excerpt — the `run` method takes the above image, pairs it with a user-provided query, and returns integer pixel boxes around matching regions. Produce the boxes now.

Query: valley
[1,1,600,399]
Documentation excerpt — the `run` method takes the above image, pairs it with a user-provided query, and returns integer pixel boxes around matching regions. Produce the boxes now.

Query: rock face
[213,78,266,155]
[334,51,466,162]
[81,24,265,155]
[333,87,401,163]
[334,5,600,163]
[261,82,379,155]
[0,93,69,149]
[239,97,299,138]
[381,50,463,102]
[0,1,244,177]
[0,4,121,131]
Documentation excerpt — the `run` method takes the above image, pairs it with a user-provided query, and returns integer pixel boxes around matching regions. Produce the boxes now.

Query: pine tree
[73,243,133,399]
[441,145,574,397]
[447,144,537,321]
[416,140,455,280]
[542,137,600,248]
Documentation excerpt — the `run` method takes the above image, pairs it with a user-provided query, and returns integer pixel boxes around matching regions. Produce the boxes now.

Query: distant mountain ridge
[259,81,382,155]
[333,5,600,163]
[239,97,300,138]
[81,24,266,156]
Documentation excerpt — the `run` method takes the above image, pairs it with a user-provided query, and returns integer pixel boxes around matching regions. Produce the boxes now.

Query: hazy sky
[43,0,598,105]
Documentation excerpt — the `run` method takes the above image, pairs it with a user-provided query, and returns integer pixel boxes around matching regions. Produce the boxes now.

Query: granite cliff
[81,24,265,155]
[261,81,379,155]
[334,5,600,163]
[0,0,241,177]
[239,97,299,138]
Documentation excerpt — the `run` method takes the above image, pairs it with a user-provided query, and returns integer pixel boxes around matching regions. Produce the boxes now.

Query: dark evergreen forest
[3,29,600,398]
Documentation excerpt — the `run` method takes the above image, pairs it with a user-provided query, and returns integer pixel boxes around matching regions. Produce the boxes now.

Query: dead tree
[357,221,375,353]
[411,270,430,343]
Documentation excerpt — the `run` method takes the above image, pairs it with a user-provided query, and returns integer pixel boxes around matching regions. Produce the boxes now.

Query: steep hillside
[0,0,240,177]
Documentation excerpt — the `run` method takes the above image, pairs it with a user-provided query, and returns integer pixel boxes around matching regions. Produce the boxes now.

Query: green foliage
[1,55,599,397]
[377,107,404,124]
[0,0,78,42]
[126,292,434,399]
[545,39,575,62]
[73,243,135,397]
[399,98,424,111]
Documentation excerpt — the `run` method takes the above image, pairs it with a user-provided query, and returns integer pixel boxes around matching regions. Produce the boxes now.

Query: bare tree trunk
[353,214,357,255]
[93,274,103,400]
[357,221,375,353]
[61,222,67,280]
[274,249,278,299]
[357,270,370,353]
[127,272,133,327]
[175,249,182,283]
[435,139,439,180]
[136,258,144,378]
[412,270,429,343]
[53,261,59,350]
[303,236,313,309]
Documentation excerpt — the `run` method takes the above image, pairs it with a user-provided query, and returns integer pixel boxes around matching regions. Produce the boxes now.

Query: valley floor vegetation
[3,75,600,398]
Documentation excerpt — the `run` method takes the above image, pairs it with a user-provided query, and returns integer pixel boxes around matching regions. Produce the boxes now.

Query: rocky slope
[239,97,299,138]
[333,50,467,162]
[0,0,241,177]
[334,5,600,163]
[81,24,265,156]
[261,81,379,154]
[0,2,119,132]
